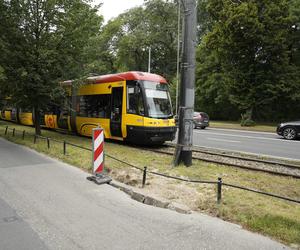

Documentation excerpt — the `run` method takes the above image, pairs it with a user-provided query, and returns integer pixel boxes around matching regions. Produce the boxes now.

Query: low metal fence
[1,124,300,205]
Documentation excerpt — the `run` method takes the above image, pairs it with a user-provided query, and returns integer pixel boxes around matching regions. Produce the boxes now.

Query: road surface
[185,128,300,161]
[0,138,288,250]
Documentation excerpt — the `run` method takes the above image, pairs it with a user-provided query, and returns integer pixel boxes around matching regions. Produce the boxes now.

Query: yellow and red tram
[0,71,176,144]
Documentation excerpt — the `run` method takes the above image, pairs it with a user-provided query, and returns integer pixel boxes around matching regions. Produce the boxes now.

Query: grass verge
[0,120,299,248]
[210,121,277,133]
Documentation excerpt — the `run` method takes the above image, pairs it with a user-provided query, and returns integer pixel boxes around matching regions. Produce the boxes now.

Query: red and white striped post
[87,127,111,185]
[92,127,104,174]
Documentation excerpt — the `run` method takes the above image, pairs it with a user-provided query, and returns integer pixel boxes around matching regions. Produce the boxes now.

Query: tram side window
[78,95,110,118]
[127,86,144,115]
[0,100,8,118]
[19,107,33,113]
[42,104,59,115]
[11,108,17,121]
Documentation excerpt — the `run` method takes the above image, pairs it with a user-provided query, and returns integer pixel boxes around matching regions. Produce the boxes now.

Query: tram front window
[143,81,172,119]
[127,85,144,115]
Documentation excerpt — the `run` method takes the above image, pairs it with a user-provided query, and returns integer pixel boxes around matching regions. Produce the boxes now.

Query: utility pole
[175,1,181,116]
[173,0,197,167]
[148,47,151,73]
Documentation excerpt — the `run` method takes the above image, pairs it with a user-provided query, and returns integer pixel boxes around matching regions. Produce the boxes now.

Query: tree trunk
[246,107,253,120]
[241,107,255,126]
[34,106,41,135]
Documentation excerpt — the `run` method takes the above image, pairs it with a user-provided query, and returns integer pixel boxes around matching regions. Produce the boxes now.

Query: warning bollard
[93,128,104,174]
[87,127,111,185]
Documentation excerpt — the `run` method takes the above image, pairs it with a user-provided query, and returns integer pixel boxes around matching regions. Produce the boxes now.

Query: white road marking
[208,127,275,135]
[207,137,241,143]
[194,130,300,143]
[192,144,300,162]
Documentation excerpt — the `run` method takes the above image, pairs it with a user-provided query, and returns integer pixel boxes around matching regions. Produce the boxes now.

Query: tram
[0,71,176,144]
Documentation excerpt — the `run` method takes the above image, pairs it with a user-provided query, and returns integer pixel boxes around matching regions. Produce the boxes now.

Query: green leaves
[92,0,179,79]
[0,0,103,133]
[1,0,299,124]
[0,0,102,109]
[196,0,300,121]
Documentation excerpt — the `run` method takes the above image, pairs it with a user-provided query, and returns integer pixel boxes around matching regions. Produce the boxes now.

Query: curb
[109,180,192,214]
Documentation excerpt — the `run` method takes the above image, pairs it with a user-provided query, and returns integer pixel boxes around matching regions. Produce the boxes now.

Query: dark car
[276,121,300,140]
[193,112,209,129]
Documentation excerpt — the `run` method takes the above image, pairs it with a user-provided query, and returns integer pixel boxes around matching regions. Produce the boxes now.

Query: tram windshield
[142,81,173,119]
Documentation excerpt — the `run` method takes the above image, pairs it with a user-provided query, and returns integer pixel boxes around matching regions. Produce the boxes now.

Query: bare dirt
[109,167,217,212]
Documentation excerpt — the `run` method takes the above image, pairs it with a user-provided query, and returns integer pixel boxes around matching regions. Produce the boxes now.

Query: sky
[94,0,145,23]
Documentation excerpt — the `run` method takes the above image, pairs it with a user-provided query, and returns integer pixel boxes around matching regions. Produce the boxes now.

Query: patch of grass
[247,214,300,244]
[0,120,299,247]
[218,189,300,246]
[210,120,276,133]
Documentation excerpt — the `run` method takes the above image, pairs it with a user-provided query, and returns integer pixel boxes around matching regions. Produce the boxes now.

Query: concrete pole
[173,0,197,167]
[148,47,151,73]
[175,1,181,116]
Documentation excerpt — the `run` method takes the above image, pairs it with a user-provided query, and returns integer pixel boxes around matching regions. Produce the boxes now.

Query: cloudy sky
[94,0,144,23]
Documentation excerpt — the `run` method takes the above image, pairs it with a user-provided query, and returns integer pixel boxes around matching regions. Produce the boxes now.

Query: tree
[0,0,102,134]
[196,0,300,122]
[94,0,179,80]
[84,17,124,75]
[0,66,6,102]
[196,43,240,120]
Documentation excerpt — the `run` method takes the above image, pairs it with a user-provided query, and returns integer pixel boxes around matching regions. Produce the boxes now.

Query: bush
[240,110,256,127]
[241,119,256,127]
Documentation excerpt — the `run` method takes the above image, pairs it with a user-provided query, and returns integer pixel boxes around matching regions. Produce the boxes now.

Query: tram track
[140,143,300,179]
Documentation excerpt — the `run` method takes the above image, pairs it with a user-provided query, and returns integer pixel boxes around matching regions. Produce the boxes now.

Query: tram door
[57,99,69,130]
[11,108,17,122]
[57,111,69,129]
[110,87,123,137]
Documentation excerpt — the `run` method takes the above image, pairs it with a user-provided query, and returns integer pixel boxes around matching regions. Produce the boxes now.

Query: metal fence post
[34,135,37,144]
[217,177,222,204]
[142,166,147,188]
[63,141,66,155]
[47,138,50,149]
[5,126,8,135]
[12,128,15,137]
[22,130,25,140]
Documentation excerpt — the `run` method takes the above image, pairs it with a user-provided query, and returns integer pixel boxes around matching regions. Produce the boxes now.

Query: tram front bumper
[126,125,177,144]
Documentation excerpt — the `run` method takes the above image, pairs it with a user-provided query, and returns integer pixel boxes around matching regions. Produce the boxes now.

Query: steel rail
[165,142,300,170]
[140,146,300,179]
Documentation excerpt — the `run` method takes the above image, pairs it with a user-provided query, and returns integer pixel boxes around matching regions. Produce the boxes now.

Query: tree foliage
[1,0,299,126]
[0,0,102,134]
[196,0,300,122]
[91,0,179,80]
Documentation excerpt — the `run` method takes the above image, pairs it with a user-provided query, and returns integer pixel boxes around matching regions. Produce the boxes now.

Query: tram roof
[87,71,168,84]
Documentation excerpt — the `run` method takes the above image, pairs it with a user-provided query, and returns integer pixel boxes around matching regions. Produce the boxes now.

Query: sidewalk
[0,138,289,250]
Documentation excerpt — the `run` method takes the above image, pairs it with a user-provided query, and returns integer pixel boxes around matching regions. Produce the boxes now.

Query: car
[193,112,209,129]
[276,121,300,140]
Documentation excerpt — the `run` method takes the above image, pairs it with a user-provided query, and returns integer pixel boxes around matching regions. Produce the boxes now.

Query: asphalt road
[189,128,300,161]
[0,138,288,250]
